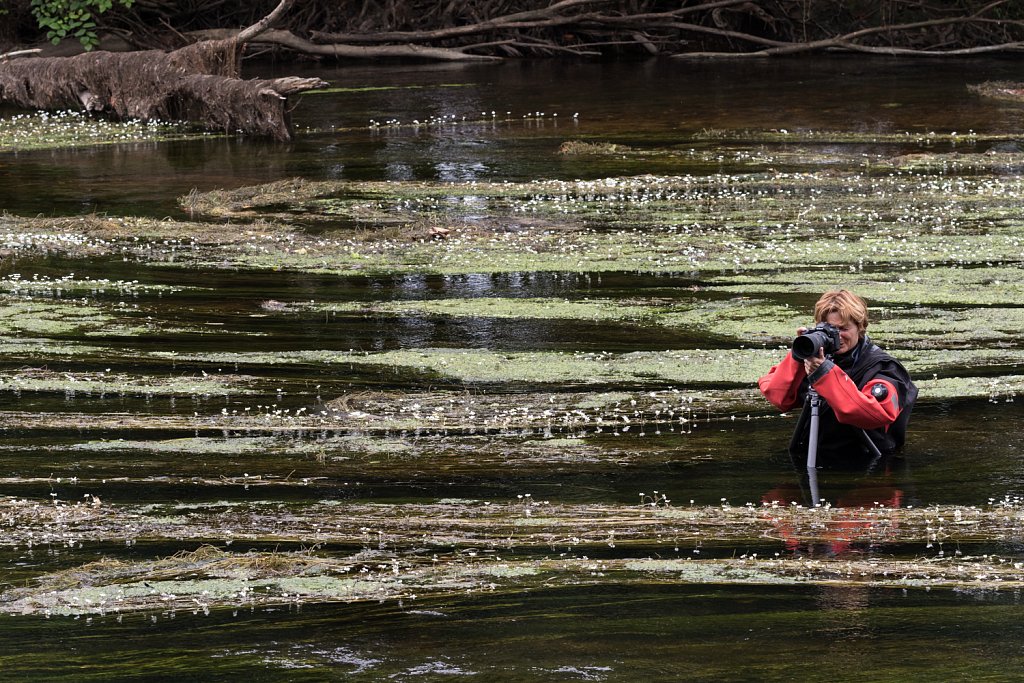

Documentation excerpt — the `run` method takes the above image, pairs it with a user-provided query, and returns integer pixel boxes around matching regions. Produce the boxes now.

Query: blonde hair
[814,289,868,332]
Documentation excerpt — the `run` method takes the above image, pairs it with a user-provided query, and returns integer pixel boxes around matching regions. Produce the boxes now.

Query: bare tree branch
[309,0,761,45]
[673,5,1024,58]
[284,0,1024,60]
[236,0,295,44]
[11,0,1024,65]
[190,28,503,62]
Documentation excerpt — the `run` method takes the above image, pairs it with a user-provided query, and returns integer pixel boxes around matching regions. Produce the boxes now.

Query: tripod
[804,386,883,468]
[805,387,823,469]
[797,382,888,505]
[803,386,883,505]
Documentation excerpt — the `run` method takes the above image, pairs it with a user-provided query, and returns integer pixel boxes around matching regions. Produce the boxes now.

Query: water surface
[1,57,1023,680]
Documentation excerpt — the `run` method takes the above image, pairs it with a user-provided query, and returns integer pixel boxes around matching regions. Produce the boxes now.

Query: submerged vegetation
[0,119,1023,621]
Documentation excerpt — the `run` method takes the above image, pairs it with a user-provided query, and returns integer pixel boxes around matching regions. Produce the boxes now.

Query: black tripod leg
[859,429,885,471]
[858,429,882,459]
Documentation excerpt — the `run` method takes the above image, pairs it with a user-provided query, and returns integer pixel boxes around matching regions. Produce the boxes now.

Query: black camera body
[791,322,841,361]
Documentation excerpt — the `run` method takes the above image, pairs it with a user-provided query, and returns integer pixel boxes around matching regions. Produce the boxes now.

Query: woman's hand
[803,348,825,376]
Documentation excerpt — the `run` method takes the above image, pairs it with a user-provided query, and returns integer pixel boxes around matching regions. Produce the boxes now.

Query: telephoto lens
[792,331,823,361]
[791,323,841,361]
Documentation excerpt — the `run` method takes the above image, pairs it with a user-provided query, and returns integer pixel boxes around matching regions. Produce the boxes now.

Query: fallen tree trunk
[0,0,326,140]
[161,73,328,140]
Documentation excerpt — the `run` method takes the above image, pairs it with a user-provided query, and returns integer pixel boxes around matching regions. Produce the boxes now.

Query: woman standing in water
[758,290,918,467]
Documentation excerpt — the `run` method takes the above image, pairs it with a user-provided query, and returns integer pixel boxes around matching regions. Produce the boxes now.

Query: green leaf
[30,0,136,48]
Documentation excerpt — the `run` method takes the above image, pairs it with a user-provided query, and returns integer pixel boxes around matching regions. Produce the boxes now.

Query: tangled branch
[5,0,1024,60]
[212,0,1024,60]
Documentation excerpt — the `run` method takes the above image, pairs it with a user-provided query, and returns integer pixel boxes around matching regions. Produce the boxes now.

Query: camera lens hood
[792,331,823,361]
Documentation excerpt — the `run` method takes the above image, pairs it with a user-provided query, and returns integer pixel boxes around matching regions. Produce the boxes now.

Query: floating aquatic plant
[1,498,1022,616]
[0,110,205,152]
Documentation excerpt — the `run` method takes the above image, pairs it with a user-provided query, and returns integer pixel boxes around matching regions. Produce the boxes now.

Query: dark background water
[4,57,1024,217]
[2,57,1024,680]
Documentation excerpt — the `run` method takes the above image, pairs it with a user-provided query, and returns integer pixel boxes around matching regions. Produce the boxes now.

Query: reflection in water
[817,585,874,672]
[763,459,910,557]
[455,272,498,297]
[384,160,414,180]
[434,160,489,181]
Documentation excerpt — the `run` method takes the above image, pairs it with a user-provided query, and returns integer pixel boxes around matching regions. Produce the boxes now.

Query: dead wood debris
[0,0,326,140]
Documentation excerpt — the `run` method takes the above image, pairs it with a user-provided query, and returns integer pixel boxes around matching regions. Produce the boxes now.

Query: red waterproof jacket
[759,338,917,463]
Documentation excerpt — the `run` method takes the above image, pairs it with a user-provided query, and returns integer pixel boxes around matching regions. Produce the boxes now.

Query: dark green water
[1,585,1023,682]
[1,58,1024,680]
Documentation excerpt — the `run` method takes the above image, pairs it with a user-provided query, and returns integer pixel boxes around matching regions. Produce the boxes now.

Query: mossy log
[0,0,326,140]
